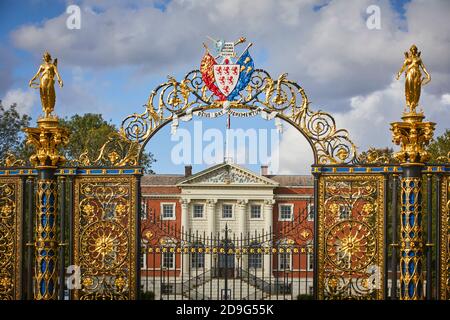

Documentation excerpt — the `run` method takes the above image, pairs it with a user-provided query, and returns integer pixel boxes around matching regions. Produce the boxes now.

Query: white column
[180,199,190,277]
[206,199,217,271]
[263,199,275,277]
[180,199,190,233]
[263,199,274,237]
[237,199,248,272]
[237,199,248,238]
[206,199,217,237]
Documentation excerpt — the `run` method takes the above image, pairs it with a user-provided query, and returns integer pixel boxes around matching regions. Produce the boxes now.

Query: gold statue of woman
[396,45,430,113]
[29,51,63,117]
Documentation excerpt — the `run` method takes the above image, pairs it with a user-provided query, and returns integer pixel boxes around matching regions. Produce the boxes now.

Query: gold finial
[396,44,431,114]
[29,51,63,118]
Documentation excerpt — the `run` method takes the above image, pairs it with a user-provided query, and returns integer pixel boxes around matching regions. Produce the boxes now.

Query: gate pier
[24,116,69,300]
[391,45,436,300]
[24,52,69,300]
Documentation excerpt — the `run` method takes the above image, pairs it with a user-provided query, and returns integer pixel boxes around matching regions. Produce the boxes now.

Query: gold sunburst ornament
[94,234,115,257]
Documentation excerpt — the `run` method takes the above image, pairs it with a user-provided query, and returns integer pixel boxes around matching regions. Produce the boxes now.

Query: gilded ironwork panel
[318,175,385,299]
[399,177,424,300]
[441,175,449,300]
[34,179,58,300]
[73,176,137,300]
[72,40,358,167]
[0,178,23,300]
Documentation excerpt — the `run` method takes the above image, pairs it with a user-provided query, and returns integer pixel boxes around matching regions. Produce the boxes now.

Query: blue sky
[1,0,449,175]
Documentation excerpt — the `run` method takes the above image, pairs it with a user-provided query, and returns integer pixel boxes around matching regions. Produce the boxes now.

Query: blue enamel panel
[40,280,46,296]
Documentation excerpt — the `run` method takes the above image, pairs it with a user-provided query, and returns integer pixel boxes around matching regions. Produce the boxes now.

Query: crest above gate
[76,39,358,167]
[201,37,253,100]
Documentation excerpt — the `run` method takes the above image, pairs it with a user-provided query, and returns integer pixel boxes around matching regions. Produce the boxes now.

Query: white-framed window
[248,242,262,269]
[162,251,175,269]
[278,251,291,270]
[192,204,204,219]
[279,204,293,221]
[140,251,147,270]
[339,205,351,220]
[222,204,233,219]
[161,203,176,220]
[307,203,314,221]
[140,200,148,220]
[191,242,205,269]
[250,204,262,219]
[161,283,174,294]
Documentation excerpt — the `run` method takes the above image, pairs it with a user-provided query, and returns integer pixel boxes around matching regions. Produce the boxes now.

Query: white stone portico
[177,163,279,238]
[140,163,315,299]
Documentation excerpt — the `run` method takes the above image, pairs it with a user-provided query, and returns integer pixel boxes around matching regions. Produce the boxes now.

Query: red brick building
[140,162,314,298]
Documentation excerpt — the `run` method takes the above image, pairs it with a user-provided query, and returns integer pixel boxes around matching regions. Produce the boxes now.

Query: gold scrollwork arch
[76,68,357,166]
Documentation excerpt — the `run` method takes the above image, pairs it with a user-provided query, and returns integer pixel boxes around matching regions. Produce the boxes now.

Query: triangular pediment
[177,163,279,187]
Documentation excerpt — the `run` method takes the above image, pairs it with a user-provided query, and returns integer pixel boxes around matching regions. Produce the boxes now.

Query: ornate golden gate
[0,176,25,300]
[316,174,386,299]
[0,41,448,300]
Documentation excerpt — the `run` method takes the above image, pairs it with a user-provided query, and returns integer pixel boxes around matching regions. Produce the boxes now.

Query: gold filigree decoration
[71,132,140,167]
[356,148,396,164]
[325,220,376,272]
[0,179,22,300]
[24,117,69,168]
[81,221,128,270]
[73,177,137,300]
[391,113,435,164]
[435,152,450,164]
[86,66,356,166]
[34,179,59,300]
[439,176,449,300]
[0,153,26,167]
[318,175,384,300]
[399,177,424,300]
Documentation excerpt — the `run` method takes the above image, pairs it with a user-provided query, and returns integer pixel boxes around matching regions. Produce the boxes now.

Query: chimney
[185,165,192,177]
[261,165,268,176]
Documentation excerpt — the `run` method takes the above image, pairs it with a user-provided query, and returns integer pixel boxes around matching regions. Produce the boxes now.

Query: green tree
[0,101,32,161]
[59,114,116,163]
[59,113,155,173]
[426,129,450,162]
[358,147,397,164]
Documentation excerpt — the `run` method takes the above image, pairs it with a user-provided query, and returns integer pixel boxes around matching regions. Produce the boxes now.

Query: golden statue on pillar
[24,51,68,168]
[396,44,431,114]
[29,51,63,118]
[391,45,435,164]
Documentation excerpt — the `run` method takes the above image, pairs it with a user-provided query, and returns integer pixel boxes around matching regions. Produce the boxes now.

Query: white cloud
[441,94,450,105]
[55,66,116,118]
[10,0,450,107]
[270,124,314,175]
[1,88,36,115]
[6,0,450,163]
[271,79,450,172]
[334,79,450,153]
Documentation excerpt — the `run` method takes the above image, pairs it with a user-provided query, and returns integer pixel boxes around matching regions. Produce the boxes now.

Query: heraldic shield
[200,38,254,101]
[213,64,240,97]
